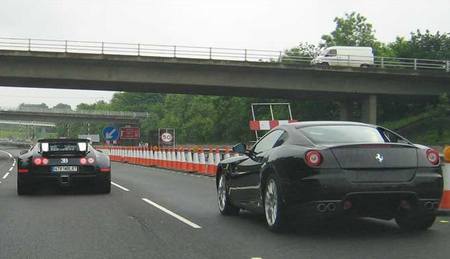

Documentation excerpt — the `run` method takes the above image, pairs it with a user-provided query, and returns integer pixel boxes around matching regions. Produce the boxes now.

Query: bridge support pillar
[338,100,353,121]
[361,95,377,124]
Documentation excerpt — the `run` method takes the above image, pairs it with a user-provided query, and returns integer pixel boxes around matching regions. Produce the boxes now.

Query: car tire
[360,64,370,68]
[97,180,111,194]
[217,173,240,216]
[395,211,436,231]
[264,173,288,232]
[17,178,32,195]
[320,62,330,68]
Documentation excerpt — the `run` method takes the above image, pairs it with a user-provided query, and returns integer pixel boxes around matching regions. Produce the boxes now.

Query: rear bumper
[281,169,443,218]
[18,171,110,187]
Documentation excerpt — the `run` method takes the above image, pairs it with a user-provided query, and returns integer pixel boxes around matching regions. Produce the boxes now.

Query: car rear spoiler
[38,139,90,155]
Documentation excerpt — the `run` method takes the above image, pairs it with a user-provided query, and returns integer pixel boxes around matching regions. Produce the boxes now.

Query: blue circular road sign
[103,126,119,141]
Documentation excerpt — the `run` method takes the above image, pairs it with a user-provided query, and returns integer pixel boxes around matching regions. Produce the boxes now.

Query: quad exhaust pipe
[316,202,337,213]
[423,201,440,210]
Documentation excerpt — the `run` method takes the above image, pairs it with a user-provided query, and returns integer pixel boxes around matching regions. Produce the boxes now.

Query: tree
[52,103,72,111]
[282,42,321,63]
[389,30,450,59]
[321,12,381,52]
[18,103,49,110]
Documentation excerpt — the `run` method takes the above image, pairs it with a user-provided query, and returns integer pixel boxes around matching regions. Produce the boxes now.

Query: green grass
[382,111,434,130]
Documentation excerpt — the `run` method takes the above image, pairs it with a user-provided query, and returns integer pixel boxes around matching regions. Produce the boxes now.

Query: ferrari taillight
[18,168,29,173]
[426,149,440,165]
[305,150,323,167]
[87,157,95,164]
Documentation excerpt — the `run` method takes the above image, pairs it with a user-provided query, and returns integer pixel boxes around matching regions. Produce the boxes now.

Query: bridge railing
[0,106,149,118]
[0,37,449,72]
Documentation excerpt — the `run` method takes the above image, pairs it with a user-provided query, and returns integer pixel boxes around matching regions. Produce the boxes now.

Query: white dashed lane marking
[141,198,202,229]
[8,167,13,172]
[2,172,10,179]
[111,181,130,192]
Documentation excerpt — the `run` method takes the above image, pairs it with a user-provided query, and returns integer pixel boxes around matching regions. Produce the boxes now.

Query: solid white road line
[141,198,202,229]
[0,150,13,159]
[111,181,130,192]
[2,172,9,179]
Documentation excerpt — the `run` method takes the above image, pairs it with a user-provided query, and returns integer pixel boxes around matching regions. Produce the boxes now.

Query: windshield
[299,125,385,144]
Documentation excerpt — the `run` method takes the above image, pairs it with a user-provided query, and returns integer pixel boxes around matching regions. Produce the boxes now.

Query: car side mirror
[232,143,247,154]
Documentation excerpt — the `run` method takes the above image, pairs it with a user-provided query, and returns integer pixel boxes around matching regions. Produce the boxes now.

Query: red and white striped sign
[249,120,297,130]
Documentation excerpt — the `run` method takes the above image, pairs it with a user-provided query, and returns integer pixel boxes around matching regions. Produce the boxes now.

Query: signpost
[102,126,119,144]
[120,127,140,140]
[158,128,175,147]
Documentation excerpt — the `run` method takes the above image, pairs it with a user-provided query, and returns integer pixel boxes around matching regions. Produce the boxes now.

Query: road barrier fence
[439,146,450,215]
[0,37,449,72]
[96,145,239,176]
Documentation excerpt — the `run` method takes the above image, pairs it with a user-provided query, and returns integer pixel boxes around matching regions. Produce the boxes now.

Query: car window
[273,131,288,148]
[253,130,284,154]
[378,128,410,144]
[299,125,385,145]
[325,49,337,57]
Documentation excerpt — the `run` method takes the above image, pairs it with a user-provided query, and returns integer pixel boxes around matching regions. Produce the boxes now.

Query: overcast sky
[1,0,449,109]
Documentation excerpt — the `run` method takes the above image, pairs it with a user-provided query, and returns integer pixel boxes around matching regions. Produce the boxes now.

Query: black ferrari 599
[17,138,111,195]
[216,121,442,232]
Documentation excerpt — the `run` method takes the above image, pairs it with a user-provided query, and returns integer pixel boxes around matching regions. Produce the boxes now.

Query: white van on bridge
[311,46,374,68]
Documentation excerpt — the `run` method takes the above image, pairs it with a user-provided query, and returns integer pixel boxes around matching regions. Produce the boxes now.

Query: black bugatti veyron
[17,138,111,195]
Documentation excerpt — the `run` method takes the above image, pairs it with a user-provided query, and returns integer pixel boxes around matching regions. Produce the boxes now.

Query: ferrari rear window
[299,125,385,145]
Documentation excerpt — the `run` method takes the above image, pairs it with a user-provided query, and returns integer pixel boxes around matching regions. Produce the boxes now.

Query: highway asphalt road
[1,147,450,259]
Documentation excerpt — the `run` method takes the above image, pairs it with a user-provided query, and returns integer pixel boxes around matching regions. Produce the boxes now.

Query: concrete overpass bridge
[0,107,148,124]
[0,120,56,127]
[0,37,449,124]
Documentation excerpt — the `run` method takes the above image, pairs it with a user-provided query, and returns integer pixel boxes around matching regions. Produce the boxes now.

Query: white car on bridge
[311,46,374,68]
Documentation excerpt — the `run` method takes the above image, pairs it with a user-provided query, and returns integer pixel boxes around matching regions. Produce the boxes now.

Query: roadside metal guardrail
[0,106,149,119]
[0,37,449,72]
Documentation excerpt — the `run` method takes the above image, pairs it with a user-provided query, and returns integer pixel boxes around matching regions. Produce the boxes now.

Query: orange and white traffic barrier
[122,146,127,162]
[148,147,153,166]
[198,148,208,175]
[439,146,450,214]
[224,147,231,160]
[172,148,178,169]
[143,147,149,166]
[175,147,182,170]
[150,147,156,166]
[207,147,216,176]
[170,148,174,168]
[131,147,137,164]
[140,147,146,166]
[137,147,142,165]
[179,147,187,171]
[162,148,168,168]
[166,148,172,169]
[123,146,128,163]
[192,148,200,173]
[214,147,221,174]
[156,148,161,167]
[186,148,194,172]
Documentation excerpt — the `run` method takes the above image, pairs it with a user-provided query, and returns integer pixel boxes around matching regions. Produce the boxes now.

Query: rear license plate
[52,166,78,172]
